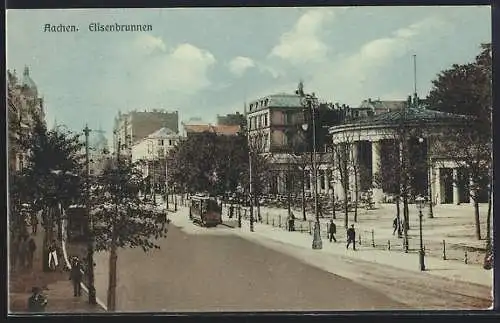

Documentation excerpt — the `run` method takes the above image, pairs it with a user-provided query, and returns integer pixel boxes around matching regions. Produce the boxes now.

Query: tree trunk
[107,238,118,311]
[354,168,358,223]
[301,171,306,221]
[474,200,481,240]
[396,196,402,238]
[344,181,349,229]
[486,179,492,241]
[403,195,409,252]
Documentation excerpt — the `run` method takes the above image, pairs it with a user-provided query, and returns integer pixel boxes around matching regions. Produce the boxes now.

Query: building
[113,109,179,159]
[7,66,46,172]
[88,127,110,175]
[216,112,246,126]
[246,92,305,154]
[131,127,181,187]
[328,94,487,205]
[182,123,241,138]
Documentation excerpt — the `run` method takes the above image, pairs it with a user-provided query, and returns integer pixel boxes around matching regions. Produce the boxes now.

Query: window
[169,140,172,146]
[159,139,164,146]
[258,115,262,128]
[264,114,268,127]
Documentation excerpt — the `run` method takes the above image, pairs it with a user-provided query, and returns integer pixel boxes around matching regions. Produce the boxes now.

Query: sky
[6,6,491,143]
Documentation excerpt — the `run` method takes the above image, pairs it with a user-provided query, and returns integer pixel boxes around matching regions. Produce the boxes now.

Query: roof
[357,99,407,113]
[146,127,178,138]
[184,124,240,136]
[350,106,472,127]
[249,93,302,112]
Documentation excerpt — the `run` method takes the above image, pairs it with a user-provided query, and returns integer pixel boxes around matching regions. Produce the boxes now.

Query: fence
[252,208,486,266]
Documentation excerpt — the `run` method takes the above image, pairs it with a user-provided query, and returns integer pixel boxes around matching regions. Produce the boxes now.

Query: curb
[61,219,108,311]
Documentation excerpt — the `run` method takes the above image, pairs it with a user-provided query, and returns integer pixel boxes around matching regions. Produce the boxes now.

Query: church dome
[21,66,38,97]
[90,129,109,153]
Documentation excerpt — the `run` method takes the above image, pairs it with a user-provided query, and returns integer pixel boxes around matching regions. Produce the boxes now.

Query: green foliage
[168,132,250,195]
[91,158,167,252]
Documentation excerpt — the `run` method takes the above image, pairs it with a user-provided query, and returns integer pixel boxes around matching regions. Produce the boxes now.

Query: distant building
[88,127,110,175]
[7,66,46,172]
[131,127,181,190]
[216,112,246,127]
[351,98,406,119]
[113,109,179,159]
[182,123,241,138]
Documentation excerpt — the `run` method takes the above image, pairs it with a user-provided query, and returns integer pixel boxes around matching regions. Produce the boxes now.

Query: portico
[328,101,478,205]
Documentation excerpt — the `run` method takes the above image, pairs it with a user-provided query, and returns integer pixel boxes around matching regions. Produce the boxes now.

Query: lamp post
[329,185,336,220]
[83,125,97,305]
[301,93,322,250]
[249,149,254,232]
[415,195,426,271]
[418,137,434,218]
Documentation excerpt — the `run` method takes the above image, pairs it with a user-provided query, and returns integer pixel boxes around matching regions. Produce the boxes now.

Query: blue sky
[6,6,491,142]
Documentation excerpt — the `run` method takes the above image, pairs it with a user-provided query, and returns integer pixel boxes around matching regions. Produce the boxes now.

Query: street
[93,223,405,311]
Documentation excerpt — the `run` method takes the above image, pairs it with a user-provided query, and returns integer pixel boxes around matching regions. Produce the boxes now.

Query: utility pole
[165,156,169,210]
[83,125,97,305]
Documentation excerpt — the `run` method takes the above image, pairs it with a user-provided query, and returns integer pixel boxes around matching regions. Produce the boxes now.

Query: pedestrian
[392,217,398,235]
[27,236,36,269]
[27,286,48,312]
[346,224,356,250]
[31,213,39,234]
[328,219,337,242]
[318,202,324,218]
[19,235,29,270]
[288,212,295,232]
[69,257,83,297]
[48,240,59,271]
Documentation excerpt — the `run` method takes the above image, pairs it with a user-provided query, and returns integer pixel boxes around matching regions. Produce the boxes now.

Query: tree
[91,155,167,311]
[12,112,84,271]
[426,43,492,240]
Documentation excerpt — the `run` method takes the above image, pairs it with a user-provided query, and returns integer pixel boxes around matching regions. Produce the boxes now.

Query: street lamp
[301,94,322,250]
[83,125,97,305]
[415,195,426,271]
[418,137,434,218]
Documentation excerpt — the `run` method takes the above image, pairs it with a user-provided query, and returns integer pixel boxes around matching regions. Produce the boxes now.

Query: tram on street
[66,205,88,242]
[189,194,222,227]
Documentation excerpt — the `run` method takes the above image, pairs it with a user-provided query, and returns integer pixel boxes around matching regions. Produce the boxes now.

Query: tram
[189,194,222,227]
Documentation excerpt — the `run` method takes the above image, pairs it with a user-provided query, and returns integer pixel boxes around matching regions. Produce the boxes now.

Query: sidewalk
[221,202,491,265]
[9,219,105,313]
[167,205,493,288]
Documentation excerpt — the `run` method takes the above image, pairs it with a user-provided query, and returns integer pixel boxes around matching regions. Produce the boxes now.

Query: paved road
[93,224,405,312]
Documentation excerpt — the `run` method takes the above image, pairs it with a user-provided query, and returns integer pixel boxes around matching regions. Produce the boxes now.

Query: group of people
[11,234,37,271]
[327,220,357,250]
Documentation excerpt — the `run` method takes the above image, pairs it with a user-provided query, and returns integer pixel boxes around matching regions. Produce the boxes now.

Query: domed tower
[21,66,38,98]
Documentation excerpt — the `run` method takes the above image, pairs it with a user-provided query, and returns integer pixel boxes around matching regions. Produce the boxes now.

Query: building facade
[131,127,181,187]
[113,109,179,159]
[7,67,46,172]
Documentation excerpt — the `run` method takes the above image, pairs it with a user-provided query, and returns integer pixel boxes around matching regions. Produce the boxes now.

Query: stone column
[371,140,383,203]
[324,169,330,193]
[469,175,475,206]
[435,167,441,205]
[453,168,460,205]
[309,169,314,196]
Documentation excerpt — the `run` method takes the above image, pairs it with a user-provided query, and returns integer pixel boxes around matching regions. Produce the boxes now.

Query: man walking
[48,240,59,271]
[392,217,398,235]
[27,235,36,269]
[69,257,83,297]
[19,235,29,270]
[328,219,337,242]
[31,213,39,234]
[346,224,356,250]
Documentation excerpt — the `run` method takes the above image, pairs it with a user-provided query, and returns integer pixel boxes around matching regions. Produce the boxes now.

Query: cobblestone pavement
[93,224,405,312]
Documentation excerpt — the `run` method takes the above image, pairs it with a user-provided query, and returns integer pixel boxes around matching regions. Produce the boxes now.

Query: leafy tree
[11,112,84,271]
[426,43,492,240]
[91,155,167,311]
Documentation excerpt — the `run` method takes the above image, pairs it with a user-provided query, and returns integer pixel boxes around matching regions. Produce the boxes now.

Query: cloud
[269,8,338,64]
[307,15,452,105]
[228,56,255,77]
